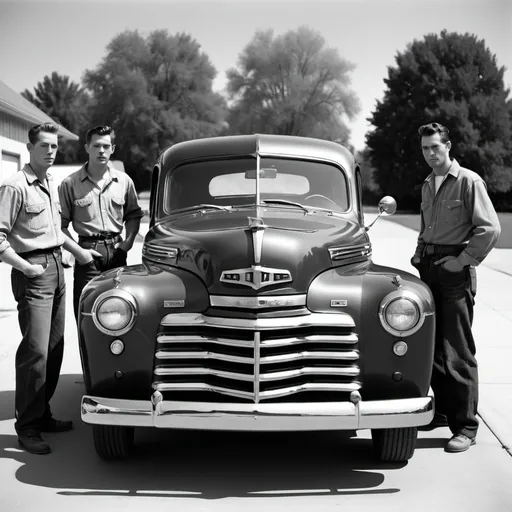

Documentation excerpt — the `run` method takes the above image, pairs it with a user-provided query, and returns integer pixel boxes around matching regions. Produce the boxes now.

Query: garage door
[1,152,20,184]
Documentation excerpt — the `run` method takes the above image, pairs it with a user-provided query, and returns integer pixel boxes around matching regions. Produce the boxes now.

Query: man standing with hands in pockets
[0,123,101,454]
[411,122,500,453]
[58,125,143,319]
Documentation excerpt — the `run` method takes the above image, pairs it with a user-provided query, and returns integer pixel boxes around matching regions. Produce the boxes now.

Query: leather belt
[19,246,62,258]
[422,244,466,257]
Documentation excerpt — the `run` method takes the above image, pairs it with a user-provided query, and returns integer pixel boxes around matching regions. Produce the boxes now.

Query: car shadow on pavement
[0,373,413,499]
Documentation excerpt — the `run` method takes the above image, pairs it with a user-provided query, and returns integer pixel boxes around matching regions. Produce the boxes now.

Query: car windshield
[164,157,349,214]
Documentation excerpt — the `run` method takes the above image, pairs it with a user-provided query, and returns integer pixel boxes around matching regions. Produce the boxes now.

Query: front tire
[371,427,417,461]
[92,425,134,460]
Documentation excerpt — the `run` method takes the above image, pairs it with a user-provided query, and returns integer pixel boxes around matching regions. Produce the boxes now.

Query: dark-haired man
[59,125,143,319]
[411,122,501,453]
[0,123,101,454]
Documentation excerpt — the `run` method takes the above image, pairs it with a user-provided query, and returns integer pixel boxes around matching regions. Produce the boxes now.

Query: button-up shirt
[59,163,143,236]
[0,165,65,254]
[415,159,501,266]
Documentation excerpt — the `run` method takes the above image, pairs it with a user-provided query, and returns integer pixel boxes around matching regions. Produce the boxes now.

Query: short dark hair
[86,125,115,145]
[28,123,60,145]
[418,122,450,144]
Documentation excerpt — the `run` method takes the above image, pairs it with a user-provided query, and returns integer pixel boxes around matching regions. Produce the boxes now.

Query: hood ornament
[220,216,292,290]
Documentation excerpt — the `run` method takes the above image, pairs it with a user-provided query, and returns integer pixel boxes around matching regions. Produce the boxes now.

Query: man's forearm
[123,218,142,249]
[0,247,32,273]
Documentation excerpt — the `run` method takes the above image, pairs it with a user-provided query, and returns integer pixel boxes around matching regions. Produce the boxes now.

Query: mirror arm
[364,211,383,232]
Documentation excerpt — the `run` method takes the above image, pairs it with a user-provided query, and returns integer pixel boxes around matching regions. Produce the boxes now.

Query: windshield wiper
[172,204,232,214]
[261,199,310,213]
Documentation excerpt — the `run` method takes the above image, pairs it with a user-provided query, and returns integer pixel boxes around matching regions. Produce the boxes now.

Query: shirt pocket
[25,203,49,231]
[110,197,125,222]
[73,195,94,222]
[441,199,463,223]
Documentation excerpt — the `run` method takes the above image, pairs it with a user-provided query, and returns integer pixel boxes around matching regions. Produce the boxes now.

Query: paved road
[0,216,511,512]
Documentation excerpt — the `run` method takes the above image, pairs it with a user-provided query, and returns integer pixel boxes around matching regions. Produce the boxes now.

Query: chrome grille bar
[161,312,355,329]
[155,350,253,365]
[152,382,362,400]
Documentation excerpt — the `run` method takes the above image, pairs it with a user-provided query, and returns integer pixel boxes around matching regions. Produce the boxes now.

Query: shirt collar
[80,162,118,183]
[425,158,460,182]
[21,164,53,184]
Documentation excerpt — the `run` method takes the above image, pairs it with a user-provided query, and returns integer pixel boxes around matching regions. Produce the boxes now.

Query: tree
[22,72,92,163]
[83,29,227,189]
[225,26,360,145]
[366,30,512,210]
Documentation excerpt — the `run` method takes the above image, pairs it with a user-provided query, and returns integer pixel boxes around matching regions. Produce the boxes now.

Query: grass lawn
[382,211,512,249]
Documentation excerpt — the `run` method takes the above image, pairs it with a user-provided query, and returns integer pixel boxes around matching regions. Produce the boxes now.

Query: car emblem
[220,265,292,290]
[331,299,348,308]
[164,300,185,308]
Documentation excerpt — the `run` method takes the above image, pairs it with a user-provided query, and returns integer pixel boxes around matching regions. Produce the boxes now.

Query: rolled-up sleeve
[0,185,21,253]
[458,179,501,266]
[122,175,144,222]
[58,178,72,230]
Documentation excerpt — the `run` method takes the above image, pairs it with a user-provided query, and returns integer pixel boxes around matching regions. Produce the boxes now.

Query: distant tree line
[22,27,512,209]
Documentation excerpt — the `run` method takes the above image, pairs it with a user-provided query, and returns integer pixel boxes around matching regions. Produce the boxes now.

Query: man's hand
[75,248,102,265]
[23,263,46,278]
[434,255,464,272]
[410,255,421,268]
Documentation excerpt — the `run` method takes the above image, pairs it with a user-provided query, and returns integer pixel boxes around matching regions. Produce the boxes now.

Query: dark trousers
[11,250,66,434]
[73,239,127,319]
[419,254,478,439]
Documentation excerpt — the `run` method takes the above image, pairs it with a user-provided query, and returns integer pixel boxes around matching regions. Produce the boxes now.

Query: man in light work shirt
[58,125,143,319]
[411,122,501,453]
[0,123,101,455]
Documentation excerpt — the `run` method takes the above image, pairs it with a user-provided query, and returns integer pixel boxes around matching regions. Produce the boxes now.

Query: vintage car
[78,134,435,462]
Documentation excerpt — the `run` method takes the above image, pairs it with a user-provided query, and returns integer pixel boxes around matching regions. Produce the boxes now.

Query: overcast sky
[0,0,510,150]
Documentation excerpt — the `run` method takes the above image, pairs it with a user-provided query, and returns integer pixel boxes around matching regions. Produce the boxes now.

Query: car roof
[159,134,356,173]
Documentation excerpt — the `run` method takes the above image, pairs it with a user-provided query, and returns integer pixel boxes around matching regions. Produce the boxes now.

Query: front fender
[307,263,435,400]
[78,263,209,399]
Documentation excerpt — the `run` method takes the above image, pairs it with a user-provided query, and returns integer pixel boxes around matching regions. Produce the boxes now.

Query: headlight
[92,290,137,335]
[379,290,425,337]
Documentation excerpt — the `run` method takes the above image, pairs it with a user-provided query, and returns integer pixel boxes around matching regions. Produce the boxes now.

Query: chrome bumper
[81,390,434,431]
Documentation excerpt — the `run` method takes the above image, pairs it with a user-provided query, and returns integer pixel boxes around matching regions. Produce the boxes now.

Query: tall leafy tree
[366,30,512,209]
[83,29,227,188]
[226,26,360,145]
[22,72,92,163]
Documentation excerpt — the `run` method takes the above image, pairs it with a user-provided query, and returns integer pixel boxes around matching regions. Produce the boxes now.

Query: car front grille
[152,312,361,403]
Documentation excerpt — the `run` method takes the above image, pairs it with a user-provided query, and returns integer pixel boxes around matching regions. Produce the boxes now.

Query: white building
[0,79,78,184]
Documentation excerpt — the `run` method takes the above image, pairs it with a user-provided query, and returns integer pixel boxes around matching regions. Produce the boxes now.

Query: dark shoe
[445,434,476,453]
[41,418,74,432]
[418,413,448,431]
[18,431,51,455]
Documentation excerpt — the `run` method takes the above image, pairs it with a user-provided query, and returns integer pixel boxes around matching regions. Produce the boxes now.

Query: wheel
[92,425,134,460]
[371,427,417,462]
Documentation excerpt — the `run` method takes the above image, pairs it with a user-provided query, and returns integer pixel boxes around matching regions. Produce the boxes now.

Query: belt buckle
[425,245,435,255]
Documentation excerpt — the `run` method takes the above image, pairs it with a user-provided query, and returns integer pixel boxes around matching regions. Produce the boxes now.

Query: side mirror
[378,196,397,216]
[365,195,397,231]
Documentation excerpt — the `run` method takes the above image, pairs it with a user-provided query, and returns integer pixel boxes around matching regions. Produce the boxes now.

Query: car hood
[143,207,370,295]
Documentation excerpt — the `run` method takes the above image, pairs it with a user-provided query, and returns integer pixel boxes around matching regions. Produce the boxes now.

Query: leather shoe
[18,431,51,455]
[445,434,476,453]
[41,418,73,432]
[418,413,448,431]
